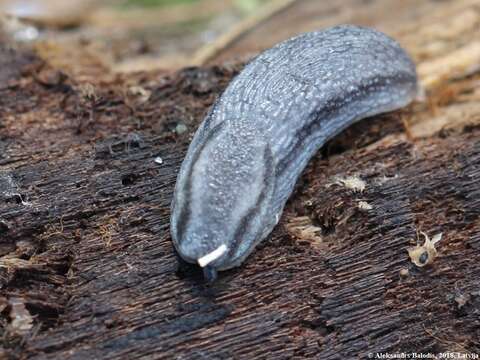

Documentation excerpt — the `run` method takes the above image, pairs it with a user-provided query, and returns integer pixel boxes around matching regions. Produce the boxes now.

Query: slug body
[170,25,418,280]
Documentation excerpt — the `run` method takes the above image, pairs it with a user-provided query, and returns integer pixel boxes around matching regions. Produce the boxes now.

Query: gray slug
[170,25,418,281]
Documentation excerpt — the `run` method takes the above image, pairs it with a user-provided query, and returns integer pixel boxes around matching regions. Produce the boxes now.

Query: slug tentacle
[170,25,418,278]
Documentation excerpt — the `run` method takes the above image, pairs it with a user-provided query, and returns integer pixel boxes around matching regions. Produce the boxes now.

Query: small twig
[191,0,298,66]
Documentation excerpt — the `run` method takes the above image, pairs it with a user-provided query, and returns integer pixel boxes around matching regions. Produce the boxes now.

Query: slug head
[170,121,276,278]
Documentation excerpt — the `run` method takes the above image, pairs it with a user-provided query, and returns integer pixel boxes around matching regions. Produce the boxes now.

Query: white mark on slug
[198,244,228,267]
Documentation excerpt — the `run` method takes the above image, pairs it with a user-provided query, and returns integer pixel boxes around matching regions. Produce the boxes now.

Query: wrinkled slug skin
[170,25,418,273]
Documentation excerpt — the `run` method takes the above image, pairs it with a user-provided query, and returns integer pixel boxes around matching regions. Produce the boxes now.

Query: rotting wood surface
[1,1,480,359]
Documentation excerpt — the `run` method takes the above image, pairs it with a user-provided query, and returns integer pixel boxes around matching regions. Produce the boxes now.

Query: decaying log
[1,0,479,359]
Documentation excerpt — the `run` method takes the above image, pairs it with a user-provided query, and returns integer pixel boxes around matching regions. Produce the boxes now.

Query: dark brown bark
[1,1,479,358]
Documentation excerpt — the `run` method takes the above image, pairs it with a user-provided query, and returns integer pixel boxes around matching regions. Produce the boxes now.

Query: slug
[170,25,418,281]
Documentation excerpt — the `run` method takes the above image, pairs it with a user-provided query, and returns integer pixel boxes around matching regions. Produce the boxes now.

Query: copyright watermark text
[367,353,479,359]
